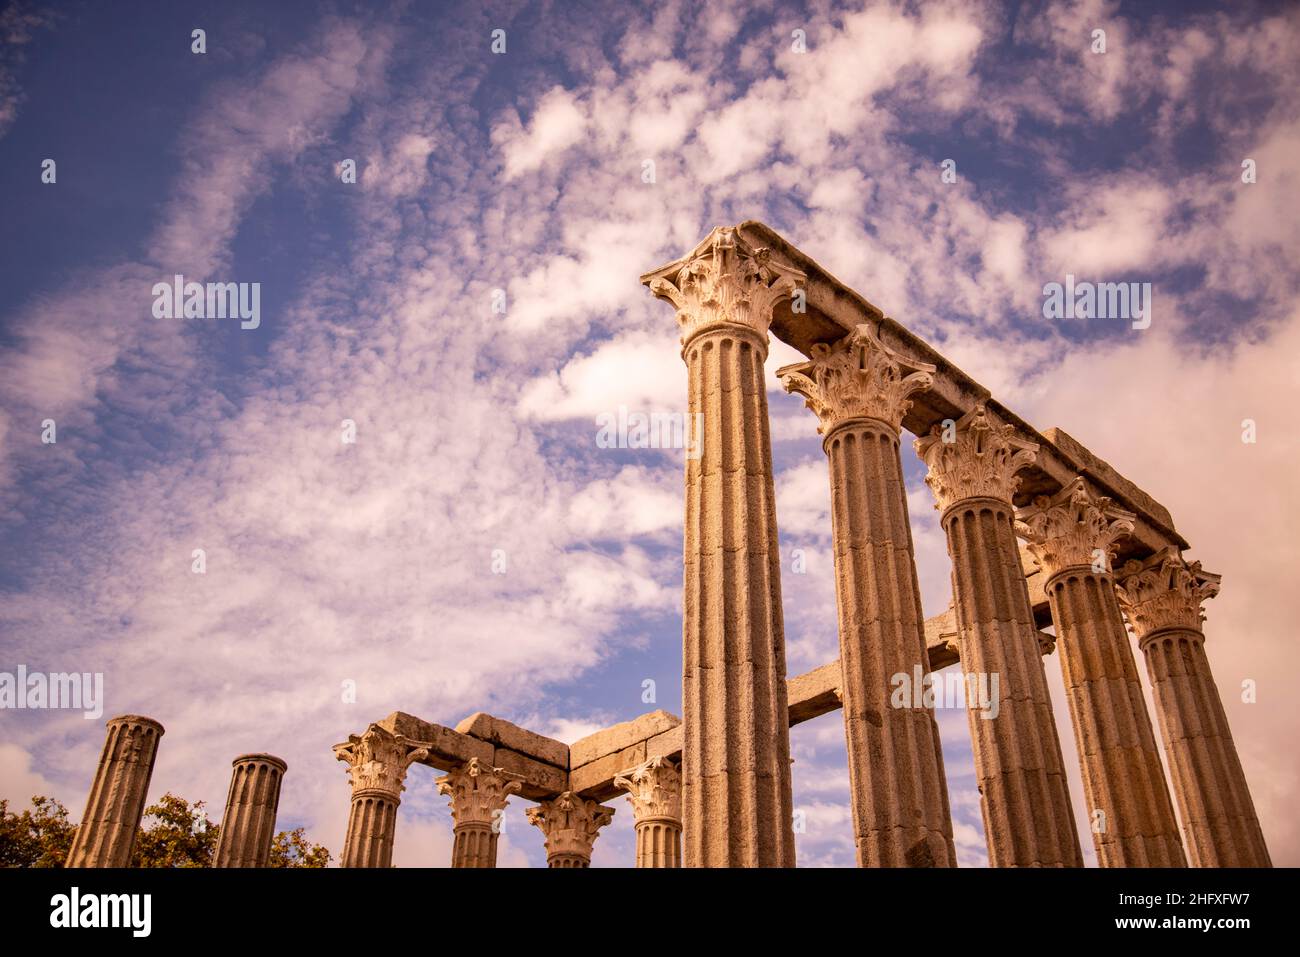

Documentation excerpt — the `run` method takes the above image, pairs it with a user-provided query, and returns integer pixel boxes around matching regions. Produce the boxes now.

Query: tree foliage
[0,793,330,868]
[0,796,77,867]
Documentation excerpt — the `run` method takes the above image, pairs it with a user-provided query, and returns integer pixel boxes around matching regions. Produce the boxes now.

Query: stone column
[213,754,286,868]
[525,791,614,868]
[613,756,683,868]
[1116,550,1271,867]
[435,757,522,868]
[915,404,1082,867]
[66,715,165,868]
[1017,478,1185,867]
[641,226,802,867]
[778,323,956,868]
[333,725,429,868]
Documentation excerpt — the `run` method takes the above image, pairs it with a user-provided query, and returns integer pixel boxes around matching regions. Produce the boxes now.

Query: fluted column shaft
[342,792,399,868]
[681,327,793,867]
[780,323,954,867]
[643,227,801,868]
[825,421,955,866]
[915,404,1081,867]
[1047,571,1185,865]
[66,715,165,868]
[333,724,429,868]
[1117,551,1271,867]
[942,499,1082,866]
[450,825,500,868]
[214,753,286,868]
[1139,631,1270,866]
[634,819,683,868]
[1019,479,1185,867]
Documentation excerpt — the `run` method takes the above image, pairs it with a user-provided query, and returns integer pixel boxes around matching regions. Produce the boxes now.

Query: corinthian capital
[613,756,682,823]
[525,791,614,861]
[1015,477,1135,579]
[777,323,935,435]
[1115,547,1221,641]
[436,757,522,828]
[332,724,430,798]
[640,226,806,347]
[914,403,1038,511]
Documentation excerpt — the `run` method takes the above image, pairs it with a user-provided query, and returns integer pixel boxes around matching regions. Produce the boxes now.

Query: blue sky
[1,0,1298,868]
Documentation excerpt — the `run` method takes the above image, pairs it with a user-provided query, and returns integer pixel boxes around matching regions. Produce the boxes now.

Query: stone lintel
[645,725,682,762]
[787,661,842,724]
[375,712,494,772]
[735,219,1187,565]
[571,742,648,800]
[492,747,568,801]
[569,710,680,768]
[454,712,569,770]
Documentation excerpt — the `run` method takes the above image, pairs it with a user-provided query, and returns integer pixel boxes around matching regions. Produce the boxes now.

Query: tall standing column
[915,404,1082,867]
[642,226,802,867]
[525,792,614,868]
[1017,478,1185,867]
[66,715,165,867]
[213,753,287,868]
[1116,550,1271,867]
[613,756,683,868]
[333,725,429,868]
[435,757,522,868]
[778,323,956,867]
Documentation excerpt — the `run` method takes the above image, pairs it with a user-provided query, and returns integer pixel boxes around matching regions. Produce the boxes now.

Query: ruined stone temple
[65,223,1271,869]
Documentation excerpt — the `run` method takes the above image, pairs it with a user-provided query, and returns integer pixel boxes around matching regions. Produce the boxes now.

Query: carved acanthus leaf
[777,323,935,434]
[612,755,682,822]
[332,724,429,798]
[525,791,615,860]
[1115,547,1221,640]
[643,226,805,346]
[1014,477,1135,579]
[914,403,1038,510]
[436,757,522,828]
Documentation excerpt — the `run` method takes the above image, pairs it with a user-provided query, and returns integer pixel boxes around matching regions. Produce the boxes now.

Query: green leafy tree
[131,792,217,868]
[1,792,332,867]
[268,826,331,868]
[0,796,77,867]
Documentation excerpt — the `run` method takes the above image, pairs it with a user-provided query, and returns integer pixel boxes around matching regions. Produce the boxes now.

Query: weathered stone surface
[213,753,286,868]
[1117,550,1271,867]
[780,325,956,869]
[569,710,679,769]
[66,715,164,868]
[492,747,568,801]
[1018,481,1186,867]
[455,712,568,769]
[786,661,841,725]
[644,724,683,762]
[917,404,1082,868]
[642,226,799,868]
[379,712,494,770]
[570,742,646,799]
